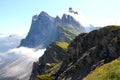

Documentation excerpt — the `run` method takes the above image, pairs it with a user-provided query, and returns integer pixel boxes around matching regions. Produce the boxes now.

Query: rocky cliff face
[19,11,85,48]
[30,26,120,80]
[30,42,68,80]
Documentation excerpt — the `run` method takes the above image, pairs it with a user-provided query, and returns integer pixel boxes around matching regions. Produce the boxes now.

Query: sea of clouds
[0,34,46,80]
[0,47,46,80]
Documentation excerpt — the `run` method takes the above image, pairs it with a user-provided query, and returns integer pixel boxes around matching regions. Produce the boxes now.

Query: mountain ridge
[30,25,120,80]
[19,11,85,48]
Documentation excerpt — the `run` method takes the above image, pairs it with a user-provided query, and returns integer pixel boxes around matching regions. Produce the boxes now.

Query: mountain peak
[62,14,74,21]
[19,11,85,48]
[32,11,49,22]
[39,11,51,18]
[55,16,60,21]
[40,11,48,15]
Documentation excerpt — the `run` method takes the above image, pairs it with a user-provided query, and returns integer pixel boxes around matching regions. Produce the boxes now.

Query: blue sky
[0,0,120,34]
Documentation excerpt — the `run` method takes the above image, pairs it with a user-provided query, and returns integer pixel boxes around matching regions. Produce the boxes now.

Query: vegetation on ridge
[60,26,79,41]
[84,59,120,80]
[37,74,52,80]
[60,26,79,35]
[104,25,120,30]
[55,41,68,51]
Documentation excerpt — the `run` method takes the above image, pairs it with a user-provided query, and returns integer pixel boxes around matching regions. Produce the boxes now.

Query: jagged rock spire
[19,11,85,48]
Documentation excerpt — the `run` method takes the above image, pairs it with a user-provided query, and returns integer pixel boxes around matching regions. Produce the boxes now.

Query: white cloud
[0,47,46,80]
[90,18,120,27]
[57,9,90,27]
[0,34,23,53]
[57,9,120,27]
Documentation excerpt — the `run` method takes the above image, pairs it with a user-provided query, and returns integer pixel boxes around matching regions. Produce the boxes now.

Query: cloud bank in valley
[0,34,23,52]
[0,47,46,80]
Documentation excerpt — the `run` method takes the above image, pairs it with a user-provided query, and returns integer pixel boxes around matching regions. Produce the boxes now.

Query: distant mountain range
[0,34,23,52]
[0,10,102,80]
[0,34,45,80]
[85,24,101,32]
[19,11,86,48]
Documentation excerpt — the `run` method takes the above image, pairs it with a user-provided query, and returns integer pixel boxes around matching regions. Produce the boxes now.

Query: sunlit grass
[84,59,120,80]
[37,74,52,80]
[105,25,120,30]
[55,41,68,51]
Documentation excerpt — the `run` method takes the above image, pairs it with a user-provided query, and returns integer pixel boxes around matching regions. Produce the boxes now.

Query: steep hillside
[30,42,68,80]
[84,59,120,80]
[55,26,120,80]
[19,11,85,48]
[30,25,120,80]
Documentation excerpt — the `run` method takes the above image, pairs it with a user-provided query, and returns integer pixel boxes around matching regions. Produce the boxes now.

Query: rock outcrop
[30,42,68,80]
[30,26,120,80]
[55,26,120,80]
[19,11,85,48]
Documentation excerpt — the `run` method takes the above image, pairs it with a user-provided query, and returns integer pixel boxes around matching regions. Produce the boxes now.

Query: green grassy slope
[84,59,120,80]
[55,41,68,51]
[60,26,79,41]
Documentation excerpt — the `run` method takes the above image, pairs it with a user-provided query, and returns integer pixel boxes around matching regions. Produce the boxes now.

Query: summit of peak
[38,11,51,18]
[40,11,48,15]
